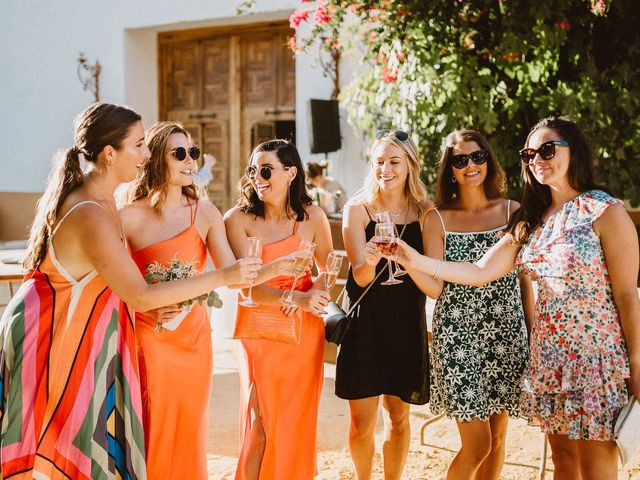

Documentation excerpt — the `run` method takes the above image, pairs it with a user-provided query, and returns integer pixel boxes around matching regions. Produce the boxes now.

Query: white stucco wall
[1,0,366,196]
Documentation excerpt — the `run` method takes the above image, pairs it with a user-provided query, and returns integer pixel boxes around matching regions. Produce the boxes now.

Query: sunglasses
[170,146,201,161]
[450,149,489,169]
[519,140,569,165]
[245,165,290,180]
[375,130,410,142]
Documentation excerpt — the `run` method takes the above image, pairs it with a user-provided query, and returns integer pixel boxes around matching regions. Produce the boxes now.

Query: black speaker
[308,99,341,154]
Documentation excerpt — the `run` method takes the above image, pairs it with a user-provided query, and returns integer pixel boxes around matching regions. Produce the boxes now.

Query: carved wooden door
[160,23,294,212]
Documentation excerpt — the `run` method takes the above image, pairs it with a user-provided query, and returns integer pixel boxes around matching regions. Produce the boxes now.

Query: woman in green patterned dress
[417,130,531,480]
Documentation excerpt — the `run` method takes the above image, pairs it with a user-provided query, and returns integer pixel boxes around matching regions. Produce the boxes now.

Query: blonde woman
[337,130,432,479]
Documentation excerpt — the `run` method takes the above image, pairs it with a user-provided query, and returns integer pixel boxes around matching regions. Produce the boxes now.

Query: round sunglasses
[450,149,489,169]
[170,146,201,161]
[245,165,290,180]
[375,130,410,142]
[519,140,569,165]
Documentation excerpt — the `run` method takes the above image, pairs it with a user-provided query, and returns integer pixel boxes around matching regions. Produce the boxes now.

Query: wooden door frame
[157,20,293,210]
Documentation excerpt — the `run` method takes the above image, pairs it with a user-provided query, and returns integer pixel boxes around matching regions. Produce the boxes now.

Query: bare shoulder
[342,202,369,228]
[223,206,245,222]
[118,200,149,222]
[595,202,634,234]
[423,207,445,235]
[305,204,328,223]
[197,197,223,222]
[421,198,434,212]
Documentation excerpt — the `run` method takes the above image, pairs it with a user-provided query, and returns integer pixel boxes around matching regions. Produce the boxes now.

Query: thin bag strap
[335,221,409,317]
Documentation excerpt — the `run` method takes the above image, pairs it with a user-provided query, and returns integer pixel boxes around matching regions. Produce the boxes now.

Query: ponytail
[23,147,84,270]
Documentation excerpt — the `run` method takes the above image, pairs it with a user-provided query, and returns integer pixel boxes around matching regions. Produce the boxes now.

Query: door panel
[159,24,294,212]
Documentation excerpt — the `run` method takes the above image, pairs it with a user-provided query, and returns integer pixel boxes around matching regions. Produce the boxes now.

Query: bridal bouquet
[145,257,223,309]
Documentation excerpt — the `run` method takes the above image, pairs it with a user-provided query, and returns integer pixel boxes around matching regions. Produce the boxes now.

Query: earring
[107,158,113,167]
[451,176,457,183]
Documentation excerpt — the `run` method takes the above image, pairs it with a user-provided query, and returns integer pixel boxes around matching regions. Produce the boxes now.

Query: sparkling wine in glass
[374,223,402,285]
[239,236,263,307]
[323,251,344,291]
[282,240,316,306]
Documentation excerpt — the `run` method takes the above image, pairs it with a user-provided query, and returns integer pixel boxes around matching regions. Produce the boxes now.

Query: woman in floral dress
[393,117,640,479]
[417,129,529,480]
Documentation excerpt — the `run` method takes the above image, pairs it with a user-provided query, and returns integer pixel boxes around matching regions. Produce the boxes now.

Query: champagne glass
[323,251,344,292]
[374,223,403,285]
[281,240,316,306]
[376,211,407,277]
[239,236,263,307]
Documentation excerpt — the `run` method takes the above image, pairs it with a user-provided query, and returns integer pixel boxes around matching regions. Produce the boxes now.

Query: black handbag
[323,221,407,345]
[322,263,386,345]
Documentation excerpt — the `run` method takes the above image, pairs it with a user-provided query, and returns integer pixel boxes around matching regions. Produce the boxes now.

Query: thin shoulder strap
[432,208,446,234]
[188,198,198,226]
[51,201,104,238]
[292,219,300,235]
[362,204,374,221]
[506,199,512,222]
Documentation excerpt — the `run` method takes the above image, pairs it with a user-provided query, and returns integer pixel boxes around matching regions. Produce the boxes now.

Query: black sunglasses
[170,146,201,161]
[245,165,290,180]
[450,149,489,169]
[375,130,410,142]
[519,140,569,165]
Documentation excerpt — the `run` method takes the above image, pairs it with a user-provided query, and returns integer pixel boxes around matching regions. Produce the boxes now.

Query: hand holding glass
[374,223,403,285]
[376,210,407,277]
[239,237,263,307]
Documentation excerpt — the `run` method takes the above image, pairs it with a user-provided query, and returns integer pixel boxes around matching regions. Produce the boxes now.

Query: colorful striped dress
[0,201,146,480]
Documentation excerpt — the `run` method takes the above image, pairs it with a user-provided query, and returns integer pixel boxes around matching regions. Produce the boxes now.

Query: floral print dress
[430,206,529,421]
[516,189,630,440]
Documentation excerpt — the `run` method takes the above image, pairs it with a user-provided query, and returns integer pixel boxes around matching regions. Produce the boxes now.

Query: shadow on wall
[0,192,41,242]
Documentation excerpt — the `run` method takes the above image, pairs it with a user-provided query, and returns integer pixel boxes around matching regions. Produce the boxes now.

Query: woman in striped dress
[0,103,258,480]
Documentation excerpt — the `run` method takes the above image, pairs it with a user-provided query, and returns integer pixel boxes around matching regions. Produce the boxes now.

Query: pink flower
[592,0,606,14]
[382,65,397,83]
[368,31,379,43]
[313,1,332,26]
[289,9,310,29]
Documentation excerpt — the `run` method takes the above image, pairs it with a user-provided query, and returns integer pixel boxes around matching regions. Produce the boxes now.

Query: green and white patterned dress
[429,206,529,421]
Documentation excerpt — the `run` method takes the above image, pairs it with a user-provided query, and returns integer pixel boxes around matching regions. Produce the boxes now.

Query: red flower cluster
[314,1,332,26]
[289,9,310,29]
[503,51,519,61]
[554,20,571,30]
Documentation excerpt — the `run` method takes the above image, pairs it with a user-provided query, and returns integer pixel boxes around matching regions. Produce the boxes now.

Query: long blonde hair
[23,102,141,271]
[349,133,428,218]
[127,121,200,214]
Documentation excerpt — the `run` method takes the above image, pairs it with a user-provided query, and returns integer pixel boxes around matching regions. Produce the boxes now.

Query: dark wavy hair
[237,139,313,221]
[506,116,609,244]
[435,129,506,208]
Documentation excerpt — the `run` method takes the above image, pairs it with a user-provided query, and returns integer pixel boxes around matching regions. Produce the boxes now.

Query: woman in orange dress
[0,104,258,480]
[121,123,297,480]
[225,139,333,479]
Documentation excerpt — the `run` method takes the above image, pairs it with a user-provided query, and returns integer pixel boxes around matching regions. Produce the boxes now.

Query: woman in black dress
[337,130,432,479]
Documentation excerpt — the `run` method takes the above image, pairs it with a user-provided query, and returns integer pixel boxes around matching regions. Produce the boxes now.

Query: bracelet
[432,260,441,279]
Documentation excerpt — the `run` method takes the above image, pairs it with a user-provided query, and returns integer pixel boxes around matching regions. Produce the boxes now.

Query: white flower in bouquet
[145,256,223,309]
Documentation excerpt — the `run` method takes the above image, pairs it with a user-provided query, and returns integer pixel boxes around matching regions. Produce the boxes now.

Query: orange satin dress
[235,225,325,480]
[131,201,212,480]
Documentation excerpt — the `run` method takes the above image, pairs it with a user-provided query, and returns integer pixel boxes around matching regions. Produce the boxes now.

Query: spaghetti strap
[506,199,512,222]
[363,204,374,221]
[188,198,198,225]
[292,220,300,235]
[51,201,104,238]
[432,208,446,234]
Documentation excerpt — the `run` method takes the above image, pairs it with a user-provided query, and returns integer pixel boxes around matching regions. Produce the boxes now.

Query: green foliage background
[244,0,640,203]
